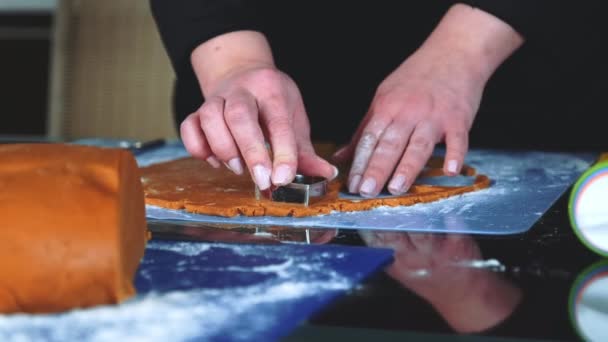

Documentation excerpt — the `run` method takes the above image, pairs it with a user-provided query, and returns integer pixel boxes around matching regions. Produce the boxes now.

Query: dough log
[0,144,148,314]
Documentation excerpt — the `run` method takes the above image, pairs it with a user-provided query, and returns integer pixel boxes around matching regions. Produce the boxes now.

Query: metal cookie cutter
[255,174,328,206]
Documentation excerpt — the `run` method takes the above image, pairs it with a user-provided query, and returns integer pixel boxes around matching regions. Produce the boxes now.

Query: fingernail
[206,156,221,168]
[226,157,244,175]
[388,174,406,194]
[359,178,377,197]
[348,175,361,193]
[330,166,339,180]
[272,164,293,185]
[447,160,459,174]
[253,165,271,190]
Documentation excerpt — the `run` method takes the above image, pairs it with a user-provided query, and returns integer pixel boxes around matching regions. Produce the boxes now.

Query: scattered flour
[149,241,211,256]
[456,258,506,272]
[0,241,357,342]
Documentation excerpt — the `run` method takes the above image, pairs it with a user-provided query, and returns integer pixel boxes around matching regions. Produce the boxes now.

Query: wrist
[190,30,275,95]
[421,3,524,84]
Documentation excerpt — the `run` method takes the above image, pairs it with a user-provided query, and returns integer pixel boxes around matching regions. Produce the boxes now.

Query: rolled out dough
[141,156,490,217]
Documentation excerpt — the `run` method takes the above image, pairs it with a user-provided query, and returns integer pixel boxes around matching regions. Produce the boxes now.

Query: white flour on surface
[0,241,357,342]
[457,259,506,271]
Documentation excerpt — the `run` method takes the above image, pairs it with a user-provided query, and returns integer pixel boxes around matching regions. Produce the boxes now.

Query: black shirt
[150,1,607,152]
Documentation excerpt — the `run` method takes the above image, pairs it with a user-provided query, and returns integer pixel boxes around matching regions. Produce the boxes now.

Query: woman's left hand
[333,4,523,197]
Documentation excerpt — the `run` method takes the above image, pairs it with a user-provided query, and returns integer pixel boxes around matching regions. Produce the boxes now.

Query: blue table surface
[0,241,393,342]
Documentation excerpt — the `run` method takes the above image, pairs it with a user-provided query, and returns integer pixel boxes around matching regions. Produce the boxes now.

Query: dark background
[264,3,608,152]
[169,2,607,153]
[2,4,606,154]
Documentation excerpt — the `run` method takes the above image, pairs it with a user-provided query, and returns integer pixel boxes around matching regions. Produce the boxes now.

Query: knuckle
[359,131,379,149]
[239,143,264,160]
[255,68,283,87]
[395,162,416,176]
[274,153,297,165]
[209,143,233,159]
[451,100,474,115]
[196,106,214,121]
[447,144,467,156]
[224,103,252,123]
[260,92,290,117]
[179,119,190,134]
[378,135,401,152]
[449,128,468,139]
[447,102,476,126]
[266,115,291,131]
[180,115,198,135]
[185,143,208,159]
[372,92,389,108]
[182,112,197,124]
[373,94,401,115]
[447,130,469,147]
[402,92,433,114]
[364,164,387,178]
[267,124,294,144]
[263,92,285,106]
[447,148,467,160]
[409,136,433,152]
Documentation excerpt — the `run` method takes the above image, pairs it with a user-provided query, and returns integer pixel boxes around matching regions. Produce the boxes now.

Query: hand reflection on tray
[359,228,522,334]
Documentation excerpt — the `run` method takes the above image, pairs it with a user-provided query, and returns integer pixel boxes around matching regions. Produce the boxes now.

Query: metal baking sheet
[75,139,597,235]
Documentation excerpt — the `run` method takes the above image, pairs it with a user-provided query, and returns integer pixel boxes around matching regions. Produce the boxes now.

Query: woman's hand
[334,4,523,197]
[181,31,337,190]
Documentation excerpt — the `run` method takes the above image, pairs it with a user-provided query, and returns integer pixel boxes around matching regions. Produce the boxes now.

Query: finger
[198,96,244,175]
[331,110,374,163]
[298,144,339,180]
[224,90,272,190]
[258,93,298,186]
[358,121,413,197]
[290,104,338,180]
[408,233,436,254]
[357,230,378,246]
[443,129,469,176]
[389,122,440,195]
[180,112,220,168]
[309,229,338,244]
[444,232,468,246]
[347,117,391,193]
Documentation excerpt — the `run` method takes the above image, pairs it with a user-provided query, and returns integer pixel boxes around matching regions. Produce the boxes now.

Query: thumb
[298,145,339,181]
[331,107,374,164]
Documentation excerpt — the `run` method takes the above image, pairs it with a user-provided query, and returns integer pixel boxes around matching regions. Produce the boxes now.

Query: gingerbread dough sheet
[94,140,592,235]
[141,157,490,218]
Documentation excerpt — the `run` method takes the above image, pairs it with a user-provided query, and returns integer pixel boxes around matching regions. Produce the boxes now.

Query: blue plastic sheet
[0,241,392,341]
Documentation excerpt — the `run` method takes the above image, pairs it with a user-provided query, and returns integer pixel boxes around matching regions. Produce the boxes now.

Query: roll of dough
[0,144,148,314]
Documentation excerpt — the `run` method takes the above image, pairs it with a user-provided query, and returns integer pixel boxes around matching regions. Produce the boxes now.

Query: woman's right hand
[181,31,337,190]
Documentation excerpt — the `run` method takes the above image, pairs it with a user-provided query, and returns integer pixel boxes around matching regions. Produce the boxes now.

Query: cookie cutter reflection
[569,161,608,256]
[147,220,338,245]
[569,260,608,341]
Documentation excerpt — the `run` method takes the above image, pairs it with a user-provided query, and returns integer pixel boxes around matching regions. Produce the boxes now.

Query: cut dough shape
[0,144,148,314]
[141,156,490,217]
